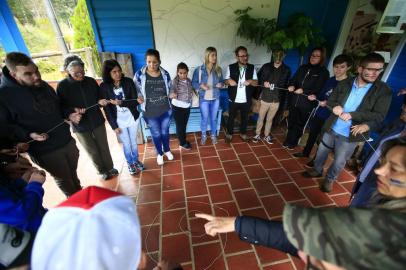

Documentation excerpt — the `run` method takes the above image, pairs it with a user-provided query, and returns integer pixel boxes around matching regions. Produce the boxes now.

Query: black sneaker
[109,168,119,176]
[225,134,232,143]
[305,160,314,168]
[320,179,333,193]
[293,152,308,158]
[181,142,192,150]
[128,164,139,175]
[286,145,295,150]
[301,169,322,178]
[102,172,112,180]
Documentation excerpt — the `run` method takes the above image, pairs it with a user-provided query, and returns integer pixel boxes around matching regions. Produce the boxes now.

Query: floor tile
[290,172,319,188]
[189,217,217,244]
[302,187,334,207]
[185,179,208,197]
[259,155,281,169]
[227,252,260,270]
[182,153,201,166]
[280,158,304,172]
[255,246,289,264]
[141,224,159,252]
[228,173,252,190]
[162,208,188,235]
[208,184,233,203]
[222,160,244,174]
[271,148,292,159]
[213,201,240,217]
[330,193,351,207]
[261,194,285,217]
[220,232,252,254]
[187,196,213,216]
[202,157,222,170]
[163,174,183,191]
[251,145,272,157]
[161,233,191,264]
[276,183,305,201]
[162,190,186,210]
[233,142,252,153]
[263,262,295,270]
[205,169,228,185]
[137,202,161,225]
[241,207,269,220]
[163,160,182,175]
[252,178,277,196]
[183,165,204,180]
[245,165,268,179]
[137,184,161,204]
[193,242,226,270]
[143,157,161,170]
[140,170,162,185]
[217,149,237,161]
[239,152,259,165]
[199,145,218,157]
[234,189,261,209]
[268,168,292,184]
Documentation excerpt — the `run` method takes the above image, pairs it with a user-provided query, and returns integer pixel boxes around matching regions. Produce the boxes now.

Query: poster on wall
[376,0,406,33]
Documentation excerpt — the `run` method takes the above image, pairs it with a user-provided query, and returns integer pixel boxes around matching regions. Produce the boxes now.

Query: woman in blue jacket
[192,47,224,145]
[134,49,173,166]
[100,60,144,175]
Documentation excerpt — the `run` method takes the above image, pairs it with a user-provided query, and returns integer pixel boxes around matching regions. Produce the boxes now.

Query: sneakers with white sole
[157,154,164,165]
[164,151,174,161]
[252,134,261,143]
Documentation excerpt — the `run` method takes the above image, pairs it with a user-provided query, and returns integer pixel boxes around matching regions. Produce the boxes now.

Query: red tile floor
[41,124,356,270]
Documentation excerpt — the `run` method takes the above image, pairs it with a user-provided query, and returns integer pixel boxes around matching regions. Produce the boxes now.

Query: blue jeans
[117,120,139,165]
[200,99,219,137]
[144,110,172,155]
[314,131,357,182]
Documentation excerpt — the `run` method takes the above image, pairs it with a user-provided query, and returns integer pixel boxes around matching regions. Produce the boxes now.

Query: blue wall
[0,1,29,55]
[385,43,406,123]
[278,0,349,74]
[85,0,155,71]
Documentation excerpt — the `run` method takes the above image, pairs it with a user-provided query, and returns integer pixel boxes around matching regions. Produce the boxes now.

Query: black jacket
[288,63,329,109]
[100,77,140,130]
[227,63,256,103]
[256,62,291,102]
[323,77,392,142]
[0,67,72,155]
[236,216,298,256]
[57,76,105,133]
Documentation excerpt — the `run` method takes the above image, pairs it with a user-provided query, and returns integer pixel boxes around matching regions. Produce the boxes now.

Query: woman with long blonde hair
[192,47,224,145]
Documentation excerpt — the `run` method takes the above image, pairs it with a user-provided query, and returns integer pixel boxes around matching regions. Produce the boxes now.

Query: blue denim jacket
[133,66,172,112]
[191,64,224,100]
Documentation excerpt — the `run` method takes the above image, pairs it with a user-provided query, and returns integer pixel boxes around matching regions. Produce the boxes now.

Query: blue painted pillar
[0,0,29,55]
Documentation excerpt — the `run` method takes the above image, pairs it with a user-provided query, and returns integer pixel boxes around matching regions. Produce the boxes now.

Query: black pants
[284,106,314,147]
[30,139,81,197]
[302,115,325,156]
[227,101,249,135]
[173,105,190,145]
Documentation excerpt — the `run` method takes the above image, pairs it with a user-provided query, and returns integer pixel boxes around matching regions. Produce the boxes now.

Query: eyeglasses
[238,54,248,58]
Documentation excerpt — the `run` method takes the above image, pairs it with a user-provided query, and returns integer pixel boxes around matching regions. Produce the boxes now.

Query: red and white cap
[31,186,141,270]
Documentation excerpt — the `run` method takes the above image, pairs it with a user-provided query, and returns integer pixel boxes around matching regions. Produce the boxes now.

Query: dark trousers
[75,124,114,175]
[284,106,314,147]
[302,115,325,156]
[227,101,249,135]
[173,105,190,145]
[30,139,81,197]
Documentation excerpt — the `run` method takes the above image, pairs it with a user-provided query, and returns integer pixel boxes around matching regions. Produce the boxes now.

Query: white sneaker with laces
[252,134,261,143]
[157,154,164,165]
[264,136,273,145]
[164,151,174,161]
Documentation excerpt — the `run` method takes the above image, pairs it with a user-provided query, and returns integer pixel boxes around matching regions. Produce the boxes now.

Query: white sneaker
[164,151,174,161]
[157,154,164,165]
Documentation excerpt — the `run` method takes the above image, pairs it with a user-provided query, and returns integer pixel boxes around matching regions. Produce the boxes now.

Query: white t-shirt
[225,66,258,103]
[113,87,136,128]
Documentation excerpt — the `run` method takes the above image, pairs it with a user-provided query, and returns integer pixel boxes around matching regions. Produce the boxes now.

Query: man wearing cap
[197,204,406,270]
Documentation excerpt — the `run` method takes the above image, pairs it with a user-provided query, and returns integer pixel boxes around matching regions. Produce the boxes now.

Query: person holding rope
[0,52,83,197]
[224,46,258,143]
[100,59,145,175]
[283,47,329,150]
[302,53,392,193]
[57,55,118,180]
[134,49,174,166]
[252,49,291,144]
[293,54,353,160]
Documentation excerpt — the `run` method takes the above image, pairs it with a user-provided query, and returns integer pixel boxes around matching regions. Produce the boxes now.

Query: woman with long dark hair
[100,59,144,175]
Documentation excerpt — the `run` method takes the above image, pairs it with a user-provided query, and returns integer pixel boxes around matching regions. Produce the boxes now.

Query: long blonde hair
[204,47,222,77]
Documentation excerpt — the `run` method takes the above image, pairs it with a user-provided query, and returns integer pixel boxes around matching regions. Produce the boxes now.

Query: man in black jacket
[225,46,258,143]
[252,50,291,144]
[0,52,82,197]
[303,53,392,193]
